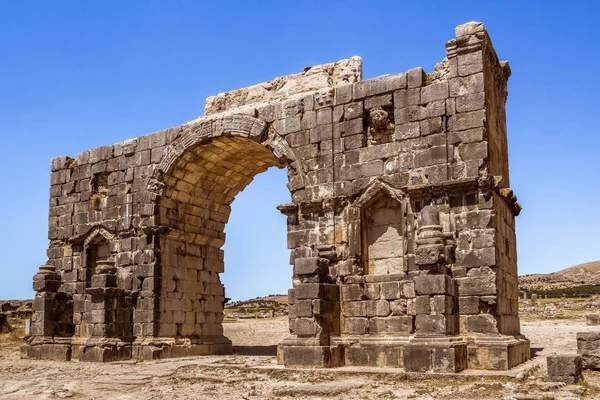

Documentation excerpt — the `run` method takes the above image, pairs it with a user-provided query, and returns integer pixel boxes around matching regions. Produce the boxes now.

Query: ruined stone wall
[24,22,529,371]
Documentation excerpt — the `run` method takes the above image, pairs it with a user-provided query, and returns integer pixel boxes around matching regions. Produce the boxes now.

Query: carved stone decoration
[414,205,448,274]
[367,107,395,145]
[315,88,334,107]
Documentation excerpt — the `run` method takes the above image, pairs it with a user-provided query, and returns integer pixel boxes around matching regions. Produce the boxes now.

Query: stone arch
[141,114,298,355]
[142,114,302,211]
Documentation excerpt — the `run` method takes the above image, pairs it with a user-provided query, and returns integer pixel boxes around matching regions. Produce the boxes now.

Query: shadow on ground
[233,345,277,356]
[531,347,544,358]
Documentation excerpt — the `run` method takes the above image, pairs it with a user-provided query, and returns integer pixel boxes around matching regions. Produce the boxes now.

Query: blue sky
[1,1,599,301]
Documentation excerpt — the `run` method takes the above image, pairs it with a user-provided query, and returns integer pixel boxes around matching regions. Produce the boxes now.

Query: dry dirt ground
[2,316,600,399]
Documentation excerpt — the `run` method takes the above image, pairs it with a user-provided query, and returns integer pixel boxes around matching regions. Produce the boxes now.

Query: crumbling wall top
[204,56,363,115]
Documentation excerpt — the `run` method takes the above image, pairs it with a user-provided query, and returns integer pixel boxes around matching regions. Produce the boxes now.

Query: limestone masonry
[23,22,529,372]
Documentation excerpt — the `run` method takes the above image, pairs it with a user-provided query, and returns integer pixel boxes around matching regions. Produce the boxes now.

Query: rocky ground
[2,302,600,399]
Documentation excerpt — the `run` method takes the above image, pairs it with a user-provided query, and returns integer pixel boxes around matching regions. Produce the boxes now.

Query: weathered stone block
[433,345,468,372]
[457,275,496,296]
[41,344,72,361]
[365,94,392,110]
[462,314,498,333]
[402,281,416,298]
[459,142,488,161]
[415,314,449,334]
[457,51,483,76]
[394,121,420,140]
[370,316,413,334]
[403,343,471,372]
[295,283,339,301]
[295,318,318,337]
[414,275,452,295]
[407,67,426,89]
[91,274,117,288]
[403,347,431,372]
[344,102,363,120]
[281,345,341,368]
[294,257,329,276]
[455,21,485,37]
[341,284,364,301]
[353,73,407,99]
[577,332,600,369]
[415,296,431,315]
[394,88,420,108]
[458,296,480,314]
[587,314,600,326]
[380,281,401,300]
[448,110,485,131]
[455,92,485,112]
[547,355,583,384]
[431,295,454,315]
[454,210,495,230]
[295,300,313,317]
[421,82,449,104]
[366,300,390,317]
[342,301,366,317]
[390,299,407,316]
[449,73,484,97]
[344,317,369,335]
[365,283,380,300]
[455,248,496,268]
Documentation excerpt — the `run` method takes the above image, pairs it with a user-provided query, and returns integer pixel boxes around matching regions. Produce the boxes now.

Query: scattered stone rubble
[0,300,33,318]
[0,300,32,334]
[0,313,6,334]
[587,313,600,325]
[519,297,600,320]
[22,21,530,372]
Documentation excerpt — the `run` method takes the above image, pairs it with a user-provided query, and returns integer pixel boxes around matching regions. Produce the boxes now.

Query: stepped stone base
[132,336,233,360]
[281,334,529,371]
[21,336,233,362]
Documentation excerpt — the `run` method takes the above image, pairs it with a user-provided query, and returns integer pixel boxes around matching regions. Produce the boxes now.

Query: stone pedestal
[547,355,583,384]
[467,335,530,370]
[577,332,600,369]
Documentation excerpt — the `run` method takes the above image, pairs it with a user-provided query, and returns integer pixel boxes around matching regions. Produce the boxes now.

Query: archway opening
[155,135,291,352]
[221,166,291,356]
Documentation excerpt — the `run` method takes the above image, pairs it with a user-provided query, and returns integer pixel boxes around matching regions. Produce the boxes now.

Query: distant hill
[225,294,288,309]
[519,261,600,296]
